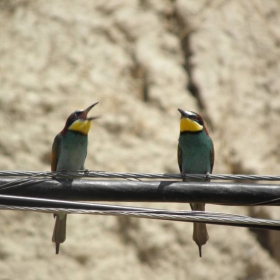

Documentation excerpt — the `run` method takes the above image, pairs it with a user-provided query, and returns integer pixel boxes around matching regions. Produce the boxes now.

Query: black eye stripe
[189,115,203,125]
[72,111,83,119]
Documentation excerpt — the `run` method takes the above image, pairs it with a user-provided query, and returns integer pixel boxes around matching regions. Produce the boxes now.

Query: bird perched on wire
[51,102,99,254]
[177,109,214,257]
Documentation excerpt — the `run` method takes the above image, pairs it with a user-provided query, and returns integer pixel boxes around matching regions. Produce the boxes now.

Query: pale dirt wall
[0,1,280,279]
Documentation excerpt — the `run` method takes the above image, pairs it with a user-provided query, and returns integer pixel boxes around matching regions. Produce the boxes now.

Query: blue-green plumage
[55,131,88,171]
[178,131,213,176]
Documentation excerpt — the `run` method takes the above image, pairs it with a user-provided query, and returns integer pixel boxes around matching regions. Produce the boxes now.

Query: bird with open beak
[51,102,99,254]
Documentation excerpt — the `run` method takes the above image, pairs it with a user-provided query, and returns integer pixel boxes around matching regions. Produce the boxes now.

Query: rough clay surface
[0,0,280,279]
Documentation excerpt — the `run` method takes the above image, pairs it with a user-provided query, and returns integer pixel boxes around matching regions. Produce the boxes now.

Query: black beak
[178,108,190,118]
[80,102,99,120]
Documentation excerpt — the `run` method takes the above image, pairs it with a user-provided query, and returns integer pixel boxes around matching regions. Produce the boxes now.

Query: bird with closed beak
[177,108,214,257]
[51,102,99,254]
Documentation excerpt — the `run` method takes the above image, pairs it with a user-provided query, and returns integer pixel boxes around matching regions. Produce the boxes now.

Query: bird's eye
[73,113,78,120]
[192,115,203,125]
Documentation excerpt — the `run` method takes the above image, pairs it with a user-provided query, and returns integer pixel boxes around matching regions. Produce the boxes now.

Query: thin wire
[1,170,280,181]
[0,204,279,230]
[0,193,266,218]
[0,193,279,230]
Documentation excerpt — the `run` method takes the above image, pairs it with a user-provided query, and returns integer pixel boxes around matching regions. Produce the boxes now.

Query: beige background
[1,0,280,279]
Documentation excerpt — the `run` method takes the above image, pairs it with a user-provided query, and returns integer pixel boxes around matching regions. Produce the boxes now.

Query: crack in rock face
[1,0,280,279]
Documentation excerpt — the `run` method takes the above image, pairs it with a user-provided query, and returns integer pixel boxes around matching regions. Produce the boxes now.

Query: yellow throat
[68,119,91,135]
[180,117,203,133]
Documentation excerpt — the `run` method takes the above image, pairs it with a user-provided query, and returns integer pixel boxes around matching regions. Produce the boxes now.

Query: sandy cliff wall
[0,0,280,279]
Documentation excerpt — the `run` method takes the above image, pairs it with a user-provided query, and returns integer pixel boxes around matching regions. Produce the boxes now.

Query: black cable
[0,178,280,206]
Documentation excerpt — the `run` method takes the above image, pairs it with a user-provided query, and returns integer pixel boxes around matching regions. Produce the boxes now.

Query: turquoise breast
[56,131,88,171]
[179,131,213,175]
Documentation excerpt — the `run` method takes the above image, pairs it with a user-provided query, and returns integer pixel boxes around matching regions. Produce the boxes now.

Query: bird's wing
[82,150,87,169]
[51,133,62,171]
[210,143,215,173]
[177,144,182,173]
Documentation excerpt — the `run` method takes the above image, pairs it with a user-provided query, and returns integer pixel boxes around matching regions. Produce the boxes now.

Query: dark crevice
[181,33,213,130]
[229,159,276,260]
[249,228,271,255]
[172,8,213,130]
[248,206,275,259]
[129,53,149,102]
[142,71,149,102]
[181,35,203,105]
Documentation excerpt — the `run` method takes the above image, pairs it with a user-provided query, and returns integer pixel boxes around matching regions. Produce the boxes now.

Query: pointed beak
[79,102,99,120]
[178,108,190,118]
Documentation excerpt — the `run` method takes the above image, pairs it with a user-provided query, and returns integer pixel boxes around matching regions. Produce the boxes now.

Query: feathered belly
[56,133,88,171]
[182,152,211,174]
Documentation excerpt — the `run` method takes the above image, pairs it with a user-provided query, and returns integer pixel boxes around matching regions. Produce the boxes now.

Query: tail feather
[55,243,60,254]
[190,203,209,257]
[52,214,67,254]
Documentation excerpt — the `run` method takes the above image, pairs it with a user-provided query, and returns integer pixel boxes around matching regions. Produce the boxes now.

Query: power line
[0,177,280,205]
[0,170,279,232]
[0,194,279,231]
[1,170,280,181]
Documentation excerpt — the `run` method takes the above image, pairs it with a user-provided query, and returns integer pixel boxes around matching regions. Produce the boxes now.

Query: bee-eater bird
[51,102,99,254]
[177,108,214,257]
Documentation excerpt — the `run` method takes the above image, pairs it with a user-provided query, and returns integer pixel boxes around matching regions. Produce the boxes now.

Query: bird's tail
[52,214,67,254]
[190,203,209,257]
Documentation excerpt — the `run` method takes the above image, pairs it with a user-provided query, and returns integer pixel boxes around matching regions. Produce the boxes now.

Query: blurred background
[1,0,280,279]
